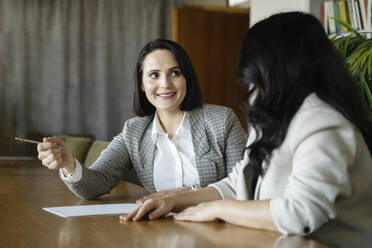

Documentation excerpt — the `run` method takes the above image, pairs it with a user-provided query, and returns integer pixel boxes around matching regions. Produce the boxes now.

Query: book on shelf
[339,1,350,32]
[321,0,371,34]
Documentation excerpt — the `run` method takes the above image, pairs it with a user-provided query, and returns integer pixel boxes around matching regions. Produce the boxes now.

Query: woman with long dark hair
[123,12,372,247]
[37,39,246,199]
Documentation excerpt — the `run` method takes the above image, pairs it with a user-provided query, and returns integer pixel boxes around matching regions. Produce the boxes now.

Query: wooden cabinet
[173,6,250,127]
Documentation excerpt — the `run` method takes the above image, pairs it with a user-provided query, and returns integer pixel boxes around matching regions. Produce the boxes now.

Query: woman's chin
[156,105,182,114]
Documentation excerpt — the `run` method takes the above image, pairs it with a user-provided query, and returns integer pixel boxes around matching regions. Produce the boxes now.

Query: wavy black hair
[238,12,372,177]
[133,39,202,116]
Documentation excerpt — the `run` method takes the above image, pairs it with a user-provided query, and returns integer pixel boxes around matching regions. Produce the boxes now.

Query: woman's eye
[149,72,159,79]
[171,70,182,77]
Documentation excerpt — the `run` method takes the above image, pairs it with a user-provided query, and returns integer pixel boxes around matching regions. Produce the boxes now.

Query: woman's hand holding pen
[37,137,75,173]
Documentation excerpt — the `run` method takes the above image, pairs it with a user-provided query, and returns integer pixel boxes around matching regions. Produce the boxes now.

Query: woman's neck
[157,110,185,139]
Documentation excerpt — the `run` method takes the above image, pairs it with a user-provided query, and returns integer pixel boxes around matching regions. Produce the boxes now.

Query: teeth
[158,93,175,96]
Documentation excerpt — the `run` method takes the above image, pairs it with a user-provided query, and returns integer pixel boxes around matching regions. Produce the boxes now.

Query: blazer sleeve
[270,107,356,236]
[62,121,132,199]
[211,125,258,199]
[210,151,249,200]
[223,108,247,174]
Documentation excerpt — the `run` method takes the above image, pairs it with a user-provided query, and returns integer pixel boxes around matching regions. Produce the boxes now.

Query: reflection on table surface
[0,159,332,248]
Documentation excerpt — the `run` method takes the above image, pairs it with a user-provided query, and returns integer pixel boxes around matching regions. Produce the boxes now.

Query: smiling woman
[36,39,247,201]
[140,49,187,131]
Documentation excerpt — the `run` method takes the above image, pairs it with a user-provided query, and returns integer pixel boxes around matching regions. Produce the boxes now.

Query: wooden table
[0,159,332,248]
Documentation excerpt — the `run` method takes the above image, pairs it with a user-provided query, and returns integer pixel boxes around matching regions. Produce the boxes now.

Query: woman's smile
[156,91,177,98]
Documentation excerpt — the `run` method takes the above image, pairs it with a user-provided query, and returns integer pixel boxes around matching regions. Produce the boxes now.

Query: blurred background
[0,0,324,157]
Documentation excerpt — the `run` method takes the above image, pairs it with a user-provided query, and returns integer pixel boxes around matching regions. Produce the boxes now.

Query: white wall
[250,0,321,27]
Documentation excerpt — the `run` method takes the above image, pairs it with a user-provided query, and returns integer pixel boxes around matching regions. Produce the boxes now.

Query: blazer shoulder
[122,115,154,138]
[287,94,358,150]
[291,94,352,131]
[202,104,233,114]
[200,104,237,122]
[191,104,242,138]
[123,115,152,128]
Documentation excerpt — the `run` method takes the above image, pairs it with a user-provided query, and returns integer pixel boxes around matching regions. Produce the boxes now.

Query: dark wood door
[173,6,250,127]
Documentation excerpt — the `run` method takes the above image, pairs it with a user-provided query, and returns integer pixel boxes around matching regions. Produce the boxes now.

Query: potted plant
[330,17,372,111]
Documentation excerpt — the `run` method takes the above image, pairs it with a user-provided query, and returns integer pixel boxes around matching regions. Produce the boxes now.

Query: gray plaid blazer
[64,104,247,199]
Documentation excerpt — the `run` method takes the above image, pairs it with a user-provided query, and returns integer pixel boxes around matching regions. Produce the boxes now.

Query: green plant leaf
[360,73,372,109]
[368,51,372,77]
[330,17,364,39]
[330,23,372,112]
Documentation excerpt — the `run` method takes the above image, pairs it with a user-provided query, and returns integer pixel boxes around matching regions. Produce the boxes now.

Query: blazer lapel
[189,107,218,186]
[189,107,210,157]
[139,118,156,192]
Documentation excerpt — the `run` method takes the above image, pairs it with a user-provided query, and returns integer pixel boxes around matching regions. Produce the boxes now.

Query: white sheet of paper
[43,203,139,218]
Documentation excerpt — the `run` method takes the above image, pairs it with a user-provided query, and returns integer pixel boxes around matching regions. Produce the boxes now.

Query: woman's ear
[140,83,145,92]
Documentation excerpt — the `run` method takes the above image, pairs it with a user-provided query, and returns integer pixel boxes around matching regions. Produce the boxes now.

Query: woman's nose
[159,75,171,87]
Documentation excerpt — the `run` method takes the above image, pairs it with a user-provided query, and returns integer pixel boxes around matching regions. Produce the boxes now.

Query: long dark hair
[133,39,202,116]
[238,12,372,176]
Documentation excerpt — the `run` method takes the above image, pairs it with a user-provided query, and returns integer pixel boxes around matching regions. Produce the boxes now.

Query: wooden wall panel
[173,6,250,127]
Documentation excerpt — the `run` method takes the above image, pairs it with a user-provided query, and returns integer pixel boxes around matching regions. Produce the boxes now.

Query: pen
[14,137,62,148]
[14,137,41,145]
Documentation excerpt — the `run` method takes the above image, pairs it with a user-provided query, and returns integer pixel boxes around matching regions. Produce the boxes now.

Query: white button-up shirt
[152,112,200,191]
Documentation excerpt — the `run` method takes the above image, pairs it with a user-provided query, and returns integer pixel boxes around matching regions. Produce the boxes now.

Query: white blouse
[152,112,200,191]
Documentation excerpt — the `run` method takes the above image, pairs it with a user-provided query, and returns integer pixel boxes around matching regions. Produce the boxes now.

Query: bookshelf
[321,0,372,36]
[250,0,371,36]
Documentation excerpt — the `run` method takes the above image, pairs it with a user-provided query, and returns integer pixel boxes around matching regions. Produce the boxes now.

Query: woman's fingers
[147,203,169,220]
[37,137,66,153]
[41,150,62,169]
[136,197,148,204]
[120,205,141,221]
[44,136,62,144]
[133,201,158,221]
[37,150,49,160]
[47,159,61,170]
[120,203,151,221]
[37,140,57,152]
[136,195,158,204]
[37,137,74,171]
[38,141,64,170]
[44,152,58,165]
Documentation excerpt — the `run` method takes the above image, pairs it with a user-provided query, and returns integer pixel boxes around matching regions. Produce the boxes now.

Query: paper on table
[43,203,139,218]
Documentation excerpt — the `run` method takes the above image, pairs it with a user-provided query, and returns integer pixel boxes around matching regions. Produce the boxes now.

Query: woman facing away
[37,39,247,199]
[123,12,372,248]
